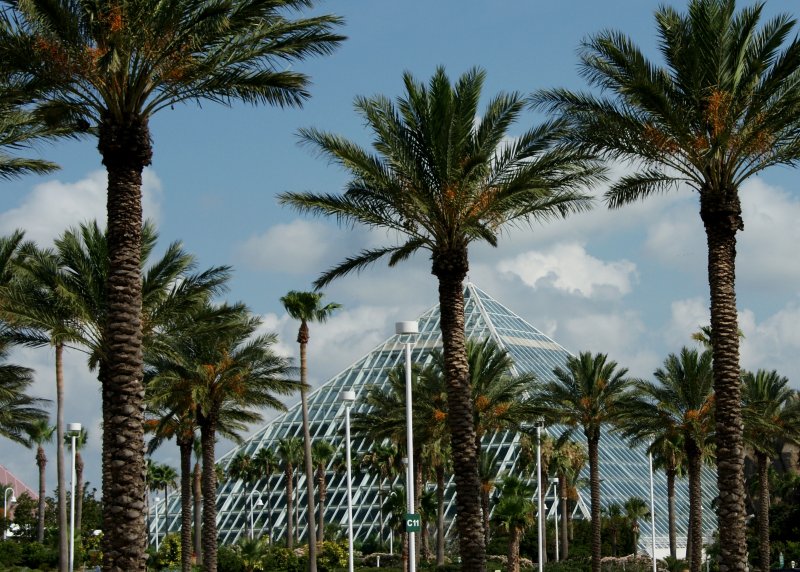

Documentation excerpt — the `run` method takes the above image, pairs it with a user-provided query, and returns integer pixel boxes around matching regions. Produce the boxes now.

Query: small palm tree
[742,369,800,572]
[478,450,500,548]
[650,436,686,559]
[548,438,587,559]
[65,428,88,543]
[1,2,343,566]
[620,348,714,572]
[280,66,600,572]
[253,447,279,544]
[311,440,336,543]
[492,475,535,572]
[603,503,624,557]
[281,290,340,570]
[25,418,54,543]
[359,441,401,551]
[530,351,634,572]
[278,436,304,549]
[534,3,800,568]
[623,497,649,555]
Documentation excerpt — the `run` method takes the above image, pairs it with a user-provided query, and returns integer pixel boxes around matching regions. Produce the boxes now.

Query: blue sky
[1,0,799,495]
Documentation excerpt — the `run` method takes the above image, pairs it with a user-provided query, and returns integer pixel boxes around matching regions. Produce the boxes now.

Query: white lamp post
[68,422,81,572]
[154,496,161,552]
[254,498,264,539]
[395,320,419,572]
[649,447,657,572]
[534,419,545,571]
[342,389,356,572]
[552,477,560,562]
[3,487,16,541]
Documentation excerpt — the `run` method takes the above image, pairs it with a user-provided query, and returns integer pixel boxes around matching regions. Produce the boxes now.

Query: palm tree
[530,351,634,572]
[150,303,298,571]
[492,475,535,572]
[0,340,48,444]
[192,439,202,564]
[478,450,500,549]
[278,437,303,549]
[603,503,624,557]
[623,497,649,555]
[311,439,335,543]
[279,66,599,571]
[650,436,686,560]
[421,439,449,566]
[383,486,410,572]
[742,369,800,572]
[252,447,279,545]
[620,348,714,572]
[280,290,340,569]
[1,2,343,566]
[418,487,437,562]
[548,438,587,559]
[360,441,401,551]
[25,418,54,543]
[533,3,800,568]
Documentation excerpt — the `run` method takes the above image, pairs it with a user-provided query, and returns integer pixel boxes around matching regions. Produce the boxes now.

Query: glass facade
[154,283,717,555]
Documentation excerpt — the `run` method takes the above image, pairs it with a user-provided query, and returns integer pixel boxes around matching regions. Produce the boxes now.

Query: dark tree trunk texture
[179,439,193,572]
[98,113,150,572]
[317,465,326,543]
[587,432,601,572]
[508,526,521,572]
[56,343,67,572]
[200,416,219,572]
[36,446,46,543]
[559,473,569,559]
[667,467,677,560]
[297,332,318,571]
[76,452,84,545]
[687,439,703,572]
[285,464,294,549]
[756,452,770,572]
[432,249,485,572]
[193,461,202,565]
[436,465,445,566]
[700,189,746,572]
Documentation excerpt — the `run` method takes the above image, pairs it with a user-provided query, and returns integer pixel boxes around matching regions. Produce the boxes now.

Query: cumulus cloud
[739,302,800,384]
[0,169,162,246]
[235,219,340,274]
[496,242,637,298]
[664,297,709,349]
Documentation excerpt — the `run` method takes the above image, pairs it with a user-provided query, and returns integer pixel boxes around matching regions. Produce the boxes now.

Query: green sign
[405,513,421,533]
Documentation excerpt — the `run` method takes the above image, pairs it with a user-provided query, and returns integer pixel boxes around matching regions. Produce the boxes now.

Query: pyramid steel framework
[155,283,717,556]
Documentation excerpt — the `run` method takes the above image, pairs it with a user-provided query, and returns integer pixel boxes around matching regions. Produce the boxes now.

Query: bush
[262,546,300,572]
[149,533,182,570]
[361,552,401,568]
[218,544,243,572]
[20,541,58,570]
[0,541,23,568]
[318,540,348,571]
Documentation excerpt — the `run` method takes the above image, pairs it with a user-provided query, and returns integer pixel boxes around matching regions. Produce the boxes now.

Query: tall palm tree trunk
[436,465,445,566]
[433,258,485,572]
[700,192,746,572]
[76,451,84,550]
[559,474,569,560]
[298,337,318,570]
[98,114,150,572]
[481,487,490,548]
[587,433,601,572]
[36,445,47,543]
[179,439,193,572]
[285,464,294,549]
[193,460,202,565]
[200,418,219,572]
[55,342,67,572]
[667,467,677,560]
[687,441,703,572]
[756,452,770,572]
[316,466,326,543]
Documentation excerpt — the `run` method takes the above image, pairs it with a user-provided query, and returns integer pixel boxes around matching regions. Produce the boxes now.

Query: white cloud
[739,301,800,384]
[664,297,709,349]
[235,220,338,274]
[496,242,637,298]
[0,169,162,246]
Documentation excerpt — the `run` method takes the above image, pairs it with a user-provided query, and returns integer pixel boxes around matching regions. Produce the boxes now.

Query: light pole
[254,498,264,539]
[3,487,16,541]
[342,389,356,572]
[534,419,544,571]
[68,422,81,572]
[648,447,657,572]
[552,477,560,562]
[396,320,419,572]
[154,496,161,552]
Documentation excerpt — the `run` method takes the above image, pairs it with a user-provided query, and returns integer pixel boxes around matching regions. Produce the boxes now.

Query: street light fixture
[395,320,419,572]
[551,477,560,562]
[533,419,545,571]
[341,389,356,572]
[3,487,16,541]
[68,422,81,572]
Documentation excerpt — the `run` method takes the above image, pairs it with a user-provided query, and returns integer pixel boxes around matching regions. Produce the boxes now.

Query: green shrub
[0,541,23,568]
[20,541,58,569]
[262,546,300,572]
[218,544,244,572]
[318,540,348,571]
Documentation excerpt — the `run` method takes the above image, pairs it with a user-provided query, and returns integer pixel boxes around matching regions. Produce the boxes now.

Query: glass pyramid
[156,283,717,556]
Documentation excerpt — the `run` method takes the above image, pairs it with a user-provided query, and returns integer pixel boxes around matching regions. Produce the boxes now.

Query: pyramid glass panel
[155,284,718,556]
